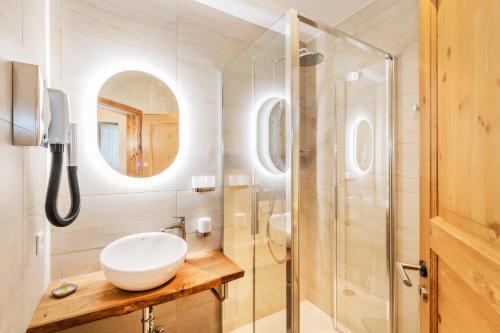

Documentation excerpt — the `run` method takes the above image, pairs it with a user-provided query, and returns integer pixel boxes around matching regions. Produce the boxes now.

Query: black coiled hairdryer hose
[45,144,81,227]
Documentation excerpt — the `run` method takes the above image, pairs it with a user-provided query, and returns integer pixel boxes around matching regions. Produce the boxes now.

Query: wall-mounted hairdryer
[43,89,81,227]
[12,61,80,227]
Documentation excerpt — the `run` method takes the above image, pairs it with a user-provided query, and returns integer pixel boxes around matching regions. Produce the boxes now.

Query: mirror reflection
[257,97,286,173]
[97,71,179,177]
[354,119,373,173]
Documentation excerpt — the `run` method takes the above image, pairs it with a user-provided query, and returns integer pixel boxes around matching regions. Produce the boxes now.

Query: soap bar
[52,282,78,298]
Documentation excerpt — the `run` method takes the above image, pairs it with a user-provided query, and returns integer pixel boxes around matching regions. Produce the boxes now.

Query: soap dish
[52,282,78,298]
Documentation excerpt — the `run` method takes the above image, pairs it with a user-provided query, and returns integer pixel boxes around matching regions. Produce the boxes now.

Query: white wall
[0,0,49,331]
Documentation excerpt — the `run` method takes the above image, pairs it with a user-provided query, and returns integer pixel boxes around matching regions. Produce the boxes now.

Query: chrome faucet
[160,216,186,240]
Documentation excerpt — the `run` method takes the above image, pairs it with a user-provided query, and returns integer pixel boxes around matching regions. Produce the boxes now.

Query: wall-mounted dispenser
[191,175,215,192]
[197,217,212,237]
[12,62,46,146]
[12,62,81,227]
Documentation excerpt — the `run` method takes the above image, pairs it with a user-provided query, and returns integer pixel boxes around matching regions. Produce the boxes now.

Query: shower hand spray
[43,88,81,227]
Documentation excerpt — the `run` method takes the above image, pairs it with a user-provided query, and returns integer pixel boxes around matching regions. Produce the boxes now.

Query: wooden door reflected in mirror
[97,71,179,177]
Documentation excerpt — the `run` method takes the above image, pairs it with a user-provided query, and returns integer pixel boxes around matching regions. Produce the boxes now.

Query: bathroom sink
[100,232,188,291]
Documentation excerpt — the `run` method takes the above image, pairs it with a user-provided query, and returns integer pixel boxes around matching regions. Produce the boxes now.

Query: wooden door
[419,0,500,332]
[141,114,179,177]
[126,114,142,177]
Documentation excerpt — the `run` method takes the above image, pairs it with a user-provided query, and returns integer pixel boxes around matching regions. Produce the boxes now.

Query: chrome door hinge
[419,285,429,302]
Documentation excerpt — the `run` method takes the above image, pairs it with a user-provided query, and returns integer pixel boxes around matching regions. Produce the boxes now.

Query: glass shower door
[334,57,392,333]
[296,16,393,333]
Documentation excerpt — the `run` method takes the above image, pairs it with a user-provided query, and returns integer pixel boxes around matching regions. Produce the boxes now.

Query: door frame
[419,1,439,332]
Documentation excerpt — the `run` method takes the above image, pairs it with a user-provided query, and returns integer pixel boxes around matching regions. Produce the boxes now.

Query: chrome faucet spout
[160,216,186,240]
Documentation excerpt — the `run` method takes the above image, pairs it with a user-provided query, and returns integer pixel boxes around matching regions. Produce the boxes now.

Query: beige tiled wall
[49,0,264,332]
[0,0,49,331]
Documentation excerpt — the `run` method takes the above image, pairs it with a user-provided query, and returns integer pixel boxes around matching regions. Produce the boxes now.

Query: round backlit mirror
[257,97,286,173]
[353,119,374,174]
[97,71,179,177]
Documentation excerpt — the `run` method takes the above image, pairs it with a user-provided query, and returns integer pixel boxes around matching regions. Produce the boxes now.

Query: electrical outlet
[35,232,44,256]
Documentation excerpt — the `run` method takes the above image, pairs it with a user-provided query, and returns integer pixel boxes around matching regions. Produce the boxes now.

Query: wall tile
[62,0,176,53]
[61,248,102,278]
[396,93,419,145]
[61,29,176,95]
[177,189,220,233]
[54,191,177,255]
[23,0,47,70]
[396,42,418,97]
[185,228,221,253]
[0,10,31,62]
[176,142,219,191]
[176,0,263,68]
[23,147,47,209]
[0,0,22,39]
[336,0,418,55]
[51,0,62,29]
[0,119,24,226]
[0,216,24,333]
[51,254,62,280]
[395,142,418,193]
[50,26,63,88]
[177,57,221,104]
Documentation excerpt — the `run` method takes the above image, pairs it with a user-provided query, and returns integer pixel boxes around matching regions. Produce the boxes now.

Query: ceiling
[193,0,374,29]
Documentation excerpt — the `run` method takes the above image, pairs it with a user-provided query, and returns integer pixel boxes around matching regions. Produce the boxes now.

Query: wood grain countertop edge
[26,250,244,333]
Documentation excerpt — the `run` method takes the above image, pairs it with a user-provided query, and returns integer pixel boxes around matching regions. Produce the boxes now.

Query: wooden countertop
[27,250,244,333]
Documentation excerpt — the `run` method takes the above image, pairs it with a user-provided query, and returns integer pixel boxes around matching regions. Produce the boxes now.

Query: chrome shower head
[299,48,324,67]
[273,48,325,66]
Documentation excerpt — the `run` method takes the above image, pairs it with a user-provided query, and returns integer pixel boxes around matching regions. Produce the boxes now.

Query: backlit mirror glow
[256,97,286,173]
[353,119,374,174]
[97,71,179,177]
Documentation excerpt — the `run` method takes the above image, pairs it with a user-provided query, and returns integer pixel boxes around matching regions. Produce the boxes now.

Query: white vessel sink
[100,232,188,291]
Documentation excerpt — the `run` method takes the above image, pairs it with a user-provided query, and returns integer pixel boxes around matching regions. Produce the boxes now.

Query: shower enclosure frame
[220,8,395,333]
[284,9,396,333]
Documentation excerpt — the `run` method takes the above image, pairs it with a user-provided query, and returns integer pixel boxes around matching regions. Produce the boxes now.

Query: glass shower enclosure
[222,10,394,333]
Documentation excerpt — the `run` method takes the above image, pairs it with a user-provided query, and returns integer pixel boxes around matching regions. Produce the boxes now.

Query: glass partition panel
[253,17,288,333]
[222,15,288,333]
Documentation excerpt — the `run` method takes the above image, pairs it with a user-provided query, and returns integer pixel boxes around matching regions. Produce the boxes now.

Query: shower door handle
[252,186,259,235]
[396,260,427,287]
